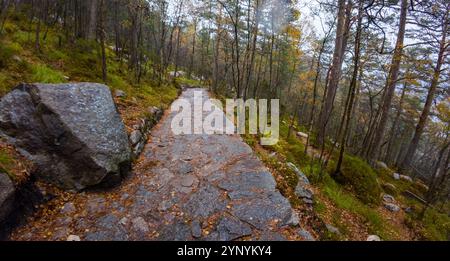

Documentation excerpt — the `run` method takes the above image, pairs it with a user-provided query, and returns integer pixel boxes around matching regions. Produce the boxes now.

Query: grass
[30,64,66,83]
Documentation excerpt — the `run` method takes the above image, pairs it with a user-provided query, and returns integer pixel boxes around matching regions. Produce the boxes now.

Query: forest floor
[10,88,312,241]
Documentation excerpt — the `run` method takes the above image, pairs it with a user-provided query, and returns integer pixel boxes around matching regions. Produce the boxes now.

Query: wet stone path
[11,88,296,241]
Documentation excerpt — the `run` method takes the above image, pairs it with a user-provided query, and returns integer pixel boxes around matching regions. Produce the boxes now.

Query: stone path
[11,88,296,241]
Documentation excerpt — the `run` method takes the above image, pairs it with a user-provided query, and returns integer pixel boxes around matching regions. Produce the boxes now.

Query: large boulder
[0,83,131,190]
[0,173,15,224]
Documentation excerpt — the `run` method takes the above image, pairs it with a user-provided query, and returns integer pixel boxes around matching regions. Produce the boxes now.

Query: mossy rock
[381,183,398,196]
[332,155,382,205]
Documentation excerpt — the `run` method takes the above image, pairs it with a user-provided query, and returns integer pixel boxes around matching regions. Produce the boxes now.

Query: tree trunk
[367,0,408,162]
[87,0,98,40]
[316,0,350,146]
[400,8,449,171]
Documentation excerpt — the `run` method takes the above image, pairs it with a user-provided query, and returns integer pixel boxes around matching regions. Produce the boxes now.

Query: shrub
[332,155,382,205]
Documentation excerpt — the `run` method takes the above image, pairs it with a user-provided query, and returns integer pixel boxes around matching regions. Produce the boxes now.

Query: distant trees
[1,0,449,205]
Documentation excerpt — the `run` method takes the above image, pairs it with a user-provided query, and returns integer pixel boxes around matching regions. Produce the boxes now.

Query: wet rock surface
[11,89,294,241]
[0,83,131,191]
[0,173,15,224]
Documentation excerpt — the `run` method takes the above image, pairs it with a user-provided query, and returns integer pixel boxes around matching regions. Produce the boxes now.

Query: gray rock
[218,171,276,194]
[326,224,340,235]
[119,217,128,226]
[393,173,401,180]
[232,191,293,230]
[287,162,310,185]
[148,106,163,120]
[303,198,314,205]
[382,183,397,193]
[295,185,314,200]
[384,203,400,212]
[259,231,286,241]
[181,175,197,187]
[382,194,396,203]
[61,202,76,214]
[158,200,173,211]
[405,207,414,214]
[376,161,388,170]
[217,216,252,241]
[296,132,309,139]
[131,217,149,233]
[157,220,192,241]
[298,229,315,241]
[0,83,131,190]
[288,212,300,226]
[367,235,381,241]
[400,175,413,183]
[191,220,203,239]
[12,55,22,63]
[0,173,15,224]
[86,214,128,241]
[67,235,81,241]
[184,185,226,218]
[129,130,142,146]
[115,89,126,98]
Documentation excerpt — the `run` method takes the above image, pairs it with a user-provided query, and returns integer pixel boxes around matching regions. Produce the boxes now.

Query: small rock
[115,89,126,98]
[288,212,300,226]
[119,217,128,226]
[376,161,388,169]
[393,173,401,180]
[298,229,315,241]
[295,185,314,200]
[287,162,310,185]
[415,181,429,191]
[382,194,396,203]
[382,183,397,195]
[400,175,413,183]
[384,203,400,212]
[61,202,76,214]
[303,198,314,205]
[158,200,173,211]
[296,132,309,139]
[67,235,81,241]
[12,55,22,62]
[148,106,163,119]
[404,207,414,214]
[181,175,196,187]
[191,220,202,238]
[132,217,149,233]
[367,235,381,241]
[326,224,340,235]
[269,152,277,158]
[129,130,143,146]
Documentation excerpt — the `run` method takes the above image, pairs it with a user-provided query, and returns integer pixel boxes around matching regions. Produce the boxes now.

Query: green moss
[320,175,399,240]
[418,209,450,241]
[0,148,14,176]
[30,64,66,83]
[0,40,22,68]
[176,76,203,86]
[11,30,29,45]
[331,155,382,205]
